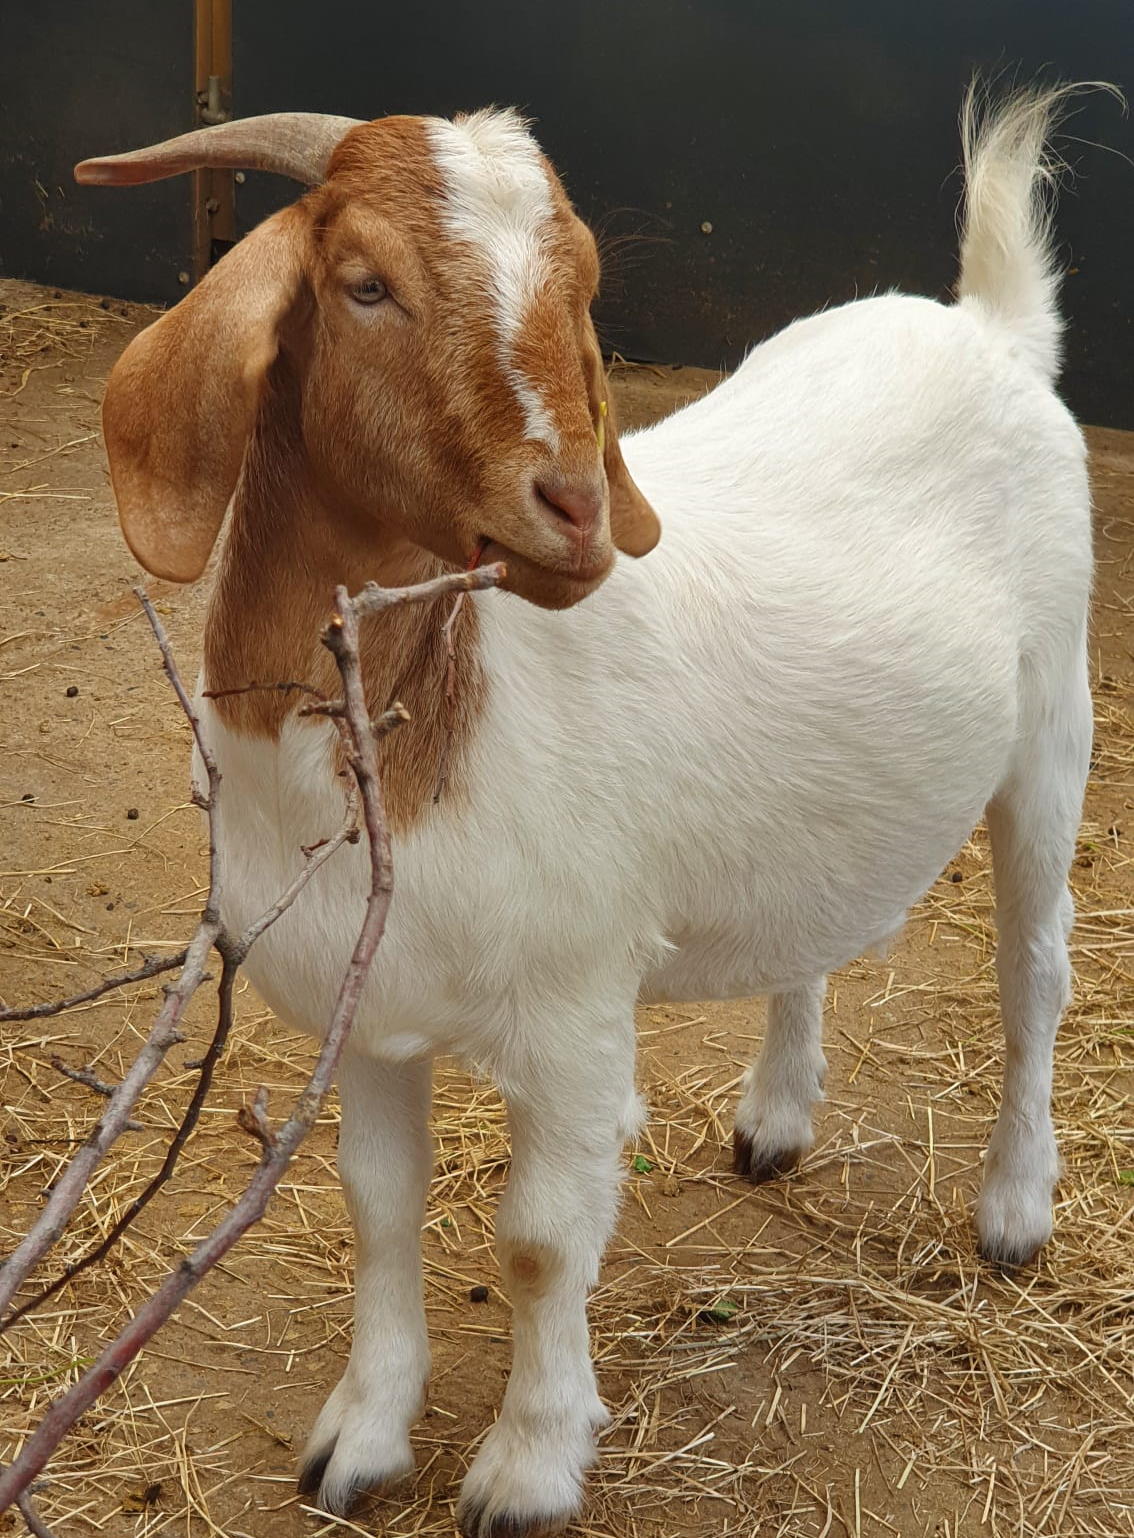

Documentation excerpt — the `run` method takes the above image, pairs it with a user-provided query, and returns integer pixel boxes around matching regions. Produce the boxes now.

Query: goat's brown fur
[96,110,659,830]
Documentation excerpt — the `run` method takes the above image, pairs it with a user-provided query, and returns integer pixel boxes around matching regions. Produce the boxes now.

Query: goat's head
[76,111,660,608]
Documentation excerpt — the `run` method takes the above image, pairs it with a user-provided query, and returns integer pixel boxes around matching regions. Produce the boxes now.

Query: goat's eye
[349,277,389,306]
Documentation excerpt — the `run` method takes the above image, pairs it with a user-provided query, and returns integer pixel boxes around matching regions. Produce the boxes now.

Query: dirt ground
[1,279,1132,1538]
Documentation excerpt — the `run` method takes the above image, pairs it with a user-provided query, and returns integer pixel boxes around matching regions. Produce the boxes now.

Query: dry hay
[0,292,131,404]
[1,321,1132,1535]
[0,287,135,548]
[3,793,1132,1537]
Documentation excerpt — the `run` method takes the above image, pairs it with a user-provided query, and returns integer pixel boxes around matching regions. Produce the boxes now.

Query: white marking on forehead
[425,109,561,452]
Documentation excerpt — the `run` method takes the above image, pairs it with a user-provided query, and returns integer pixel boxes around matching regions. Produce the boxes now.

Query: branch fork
[0,561,505,1534]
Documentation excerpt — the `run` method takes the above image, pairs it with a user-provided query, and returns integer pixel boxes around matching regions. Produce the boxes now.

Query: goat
[76,85,1092,1536]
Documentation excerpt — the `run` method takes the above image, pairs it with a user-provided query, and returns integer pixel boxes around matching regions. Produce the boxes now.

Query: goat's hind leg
[977,660,1091,1267]
[733,977,827,1182]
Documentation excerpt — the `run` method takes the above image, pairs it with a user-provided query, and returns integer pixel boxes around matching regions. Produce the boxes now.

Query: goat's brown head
[76,110,660,608]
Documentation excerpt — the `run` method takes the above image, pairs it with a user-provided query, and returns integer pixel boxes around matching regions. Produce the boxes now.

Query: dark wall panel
[234,0,1134,427]
[3,5,1130,423]
[0,0,195,304]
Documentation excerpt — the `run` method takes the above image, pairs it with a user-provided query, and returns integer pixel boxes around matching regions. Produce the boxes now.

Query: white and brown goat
[77,89,1092,1535]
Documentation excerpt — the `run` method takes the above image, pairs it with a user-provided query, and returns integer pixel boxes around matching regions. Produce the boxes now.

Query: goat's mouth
[477,539,613,610]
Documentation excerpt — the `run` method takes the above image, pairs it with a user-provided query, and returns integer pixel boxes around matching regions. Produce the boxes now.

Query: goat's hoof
[457,1410,595,1538]
[732,1127,804,1184]
[296,1451,332,1498]
[457,1495,573,1538]
[296,1440,414,1516]
[976,1210,1050,1271]
[978,1238,1042,1272]
[976,1176,1054,1271]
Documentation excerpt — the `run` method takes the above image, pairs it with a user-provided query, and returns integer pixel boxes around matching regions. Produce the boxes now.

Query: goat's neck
[203,421,484,832]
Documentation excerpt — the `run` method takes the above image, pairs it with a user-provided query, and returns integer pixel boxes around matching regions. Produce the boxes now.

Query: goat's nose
[535,477,604,537]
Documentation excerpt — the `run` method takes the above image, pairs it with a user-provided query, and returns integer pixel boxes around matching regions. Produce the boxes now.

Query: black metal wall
[3,3,1133,425]
[231,0,1134,427]
[0,0,196,305]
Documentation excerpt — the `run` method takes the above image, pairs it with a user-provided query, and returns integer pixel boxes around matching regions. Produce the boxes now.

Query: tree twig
[0,561,505,1526]
[0,949,189,1024]
[16,1494,57,1538]
[352,561,505,619]
[201,679,324,702]
[0,582,404,1515]
[231,790,361,960]
[432,590,467,805]
[2,955,240,1331]
[0,914,220,1325]
[47,1057,143,1132]
[0,601,224,1327]
[432,546,492,804]
[49,1058,126,1101]
[4,754,358,1330]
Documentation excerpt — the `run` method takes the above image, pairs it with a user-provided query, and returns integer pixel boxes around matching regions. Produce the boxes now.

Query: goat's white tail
[957,82,1091,383]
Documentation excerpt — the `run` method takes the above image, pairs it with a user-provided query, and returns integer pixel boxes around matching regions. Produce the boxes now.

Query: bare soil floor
[1,280,1132,1538]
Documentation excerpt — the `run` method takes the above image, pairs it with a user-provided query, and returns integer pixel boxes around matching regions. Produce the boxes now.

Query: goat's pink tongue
[466,539,490,572]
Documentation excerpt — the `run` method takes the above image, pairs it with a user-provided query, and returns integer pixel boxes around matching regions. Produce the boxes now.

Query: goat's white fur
[426,109,561,451]
[197,88,1092,1532]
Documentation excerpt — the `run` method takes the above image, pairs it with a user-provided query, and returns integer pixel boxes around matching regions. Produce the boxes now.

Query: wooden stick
[0,563,505,1520]
[0,949,189,1023]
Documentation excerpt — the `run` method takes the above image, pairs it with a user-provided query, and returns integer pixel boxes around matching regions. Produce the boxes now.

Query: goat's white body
[203,292,1088,1054]
[194,90,1096,1534]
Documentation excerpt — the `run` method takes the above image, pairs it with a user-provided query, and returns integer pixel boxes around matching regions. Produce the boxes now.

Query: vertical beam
[193,0,234,281]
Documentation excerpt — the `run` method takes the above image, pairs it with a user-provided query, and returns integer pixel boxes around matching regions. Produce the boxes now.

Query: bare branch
[298,699,411,740]
[433,589,469,804]
[17,1493,58,1538]
[0,637,366,1338]
[231,788,359,960]
[1,955,241,1331]
[201,679,324,703]
[0,578,401,1516]
[373,702,412,737]
[0,563,507,1523]
[47,1057,143,1132]
[0,916,218,1326]
[235,1087,275,1151]
[0,949,189,1023]
[352,560,506,619]
[0,600,225,1327]
[49,1058,125,1101]
[134,588,222,829]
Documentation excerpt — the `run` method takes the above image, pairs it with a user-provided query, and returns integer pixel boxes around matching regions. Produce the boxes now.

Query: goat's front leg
[299,1052,432,1515]
[458,1013,638,1538]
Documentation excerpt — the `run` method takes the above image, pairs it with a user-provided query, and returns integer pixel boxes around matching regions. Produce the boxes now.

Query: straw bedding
[1,283,1131,1537]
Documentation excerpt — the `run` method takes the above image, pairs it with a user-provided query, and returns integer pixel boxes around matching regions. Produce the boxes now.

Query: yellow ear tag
[596,398,608,456]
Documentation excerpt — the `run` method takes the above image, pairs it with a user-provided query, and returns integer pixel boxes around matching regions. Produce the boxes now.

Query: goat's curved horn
[75,113,363,188]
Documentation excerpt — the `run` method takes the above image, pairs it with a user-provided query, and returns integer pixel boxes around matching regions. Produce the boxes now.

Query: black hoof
[732,1128,803,1185]
[978,1239,1041,1272]
[458,1499,569,1538]
[298,1450,414,1516]
[296,1450,333,1498]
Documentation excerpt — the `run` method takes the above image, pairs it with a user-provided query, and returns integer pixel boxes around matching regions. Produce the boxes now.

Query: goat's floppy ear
[102,205,309,581]
[598,372,661,559]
